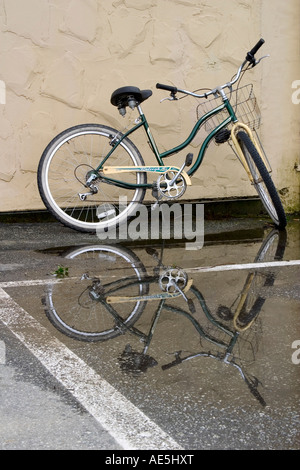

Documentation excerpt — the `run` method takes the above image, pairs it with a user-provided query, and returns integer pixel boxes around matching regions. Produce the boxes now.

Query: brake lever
[253,54,270,67]
[160,93,178,103]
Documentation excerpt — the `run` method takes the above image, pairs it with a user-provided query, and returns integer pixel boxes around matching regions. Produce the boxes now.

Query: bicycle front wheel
[37,124,147,233]
[233,228,286,331]
[237,131,287,229]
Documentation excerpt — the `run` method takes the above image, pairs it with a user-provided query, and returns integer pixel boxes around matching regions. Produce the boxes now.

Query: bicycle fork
[230,122,272,182]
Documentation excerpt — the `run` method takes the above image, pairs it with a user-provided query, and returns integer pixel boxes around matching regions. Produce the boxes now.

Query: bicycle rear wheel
[37,124,147,233]
[43,245,148,342]
[237,131,287,229]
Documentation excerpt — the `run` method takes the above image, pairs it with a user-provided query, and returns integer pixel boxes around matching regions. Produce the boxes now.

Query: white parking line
[0,259,299,290]
[0,278,61,288]
[0,339,5,364]
[0,287,182,450]
[186,259,300,273]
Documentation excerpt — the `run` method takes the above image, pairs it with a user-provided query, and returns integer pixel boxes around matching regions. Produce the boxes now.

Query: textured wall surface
[0,0,299,212]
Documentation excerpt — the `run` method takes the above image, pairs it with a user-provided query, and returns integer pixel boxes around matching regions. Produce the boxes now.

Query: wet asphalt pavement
[0,213,299,451]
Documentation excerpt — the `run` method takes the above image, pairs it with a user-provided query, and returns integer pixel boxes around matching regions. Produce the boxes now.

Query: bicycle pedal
[185,153,193,166]
[151,184,164,210]
[151,185,159,199]
[188,299,196,314]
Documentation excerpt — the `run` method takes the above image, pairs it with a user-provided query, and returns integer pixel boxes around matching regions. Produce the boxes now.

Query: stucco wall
[0,0,299,212]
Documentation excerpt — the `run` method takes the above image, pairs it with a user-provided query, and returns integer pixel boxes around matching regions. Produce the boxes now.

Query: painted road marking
[186,259,300,274]
[0,279,62,288]
[0,287,182,450]
[0,340,5,364]
[0,259,300,290]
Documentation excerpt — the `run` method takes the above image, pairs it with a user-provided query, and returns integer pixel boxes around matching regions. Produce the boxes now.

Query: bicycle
[42,230,286,406]
[37,39,287,233]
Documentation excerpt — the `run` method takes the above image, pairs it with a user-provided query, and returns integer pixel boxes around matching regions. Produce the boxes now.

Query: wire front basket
[196,84,261,133]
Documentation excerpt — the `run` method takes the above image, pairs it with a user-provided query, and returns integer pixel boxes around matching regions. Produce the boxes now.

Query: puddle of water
[15,230,298,395]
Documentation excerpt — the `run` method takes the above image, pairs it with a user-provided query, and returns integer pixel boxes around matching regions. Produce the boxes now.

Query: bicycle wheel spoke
[237,131,286,229]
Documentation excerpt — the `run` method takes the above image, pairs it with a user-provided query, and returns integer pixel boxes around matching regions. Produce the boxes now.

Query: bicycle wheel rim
[44,245,148,341]
[234,229,286,330]
[39,125,146,232]
[237,131,286,228]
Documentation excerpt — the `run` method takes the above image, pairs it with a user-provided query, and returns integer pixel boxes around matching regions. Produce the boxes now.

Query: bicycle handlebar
[156,38,265,99]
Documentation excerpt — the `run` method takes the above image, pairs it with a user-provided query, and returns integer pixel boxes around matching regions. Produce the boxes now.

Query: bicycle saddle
[111,86,152,107]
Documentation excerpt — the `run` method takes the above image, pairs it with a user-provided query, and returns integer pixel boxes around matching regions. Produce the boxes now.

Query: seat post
[137,103,144,117]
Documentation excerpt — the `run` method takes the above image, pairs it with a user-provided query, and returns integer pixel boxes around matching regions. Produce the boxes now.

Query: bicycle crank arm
[169,278,196,313]
[169,153,193,186]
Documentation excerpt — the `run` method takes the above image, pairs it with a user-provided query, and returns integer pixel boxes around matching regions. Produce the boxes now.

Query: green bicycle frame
[96,98,238,190]
[103,273,236,349]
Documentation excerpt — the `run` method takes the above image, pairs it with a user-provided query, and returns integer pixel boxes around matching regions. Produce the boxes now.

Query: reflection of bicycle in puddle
[43,229,286,406]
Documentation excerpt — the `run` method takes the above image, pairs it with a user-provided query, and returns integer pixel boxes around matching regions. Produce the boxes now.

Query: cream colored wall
[260,0,300,213]
[0,0,299,212]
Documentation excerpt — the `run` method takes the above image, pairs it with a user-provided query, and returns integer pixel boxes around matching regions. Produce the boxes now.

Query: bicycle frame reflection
[43,229,287,407]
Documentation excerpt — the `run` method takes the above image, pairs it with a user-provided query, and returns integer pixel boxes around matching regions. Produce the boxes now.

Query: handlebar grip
[246,38,265,62]
[156,83,178,94]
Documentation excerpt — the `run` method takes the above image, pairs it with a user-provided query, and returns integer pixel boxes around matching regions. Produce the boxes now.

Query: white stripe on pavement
[186,259,300,274]
[0,259,299,290]
[0,287,182,450]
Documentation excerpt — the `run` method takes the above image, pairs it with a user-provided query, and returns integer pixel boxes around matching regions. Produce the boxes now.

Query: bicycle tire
[216,229,287,330]
[43,245,149,342]
[37,124,147,233]
[237,131,287,229]
[234,229,287,330]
